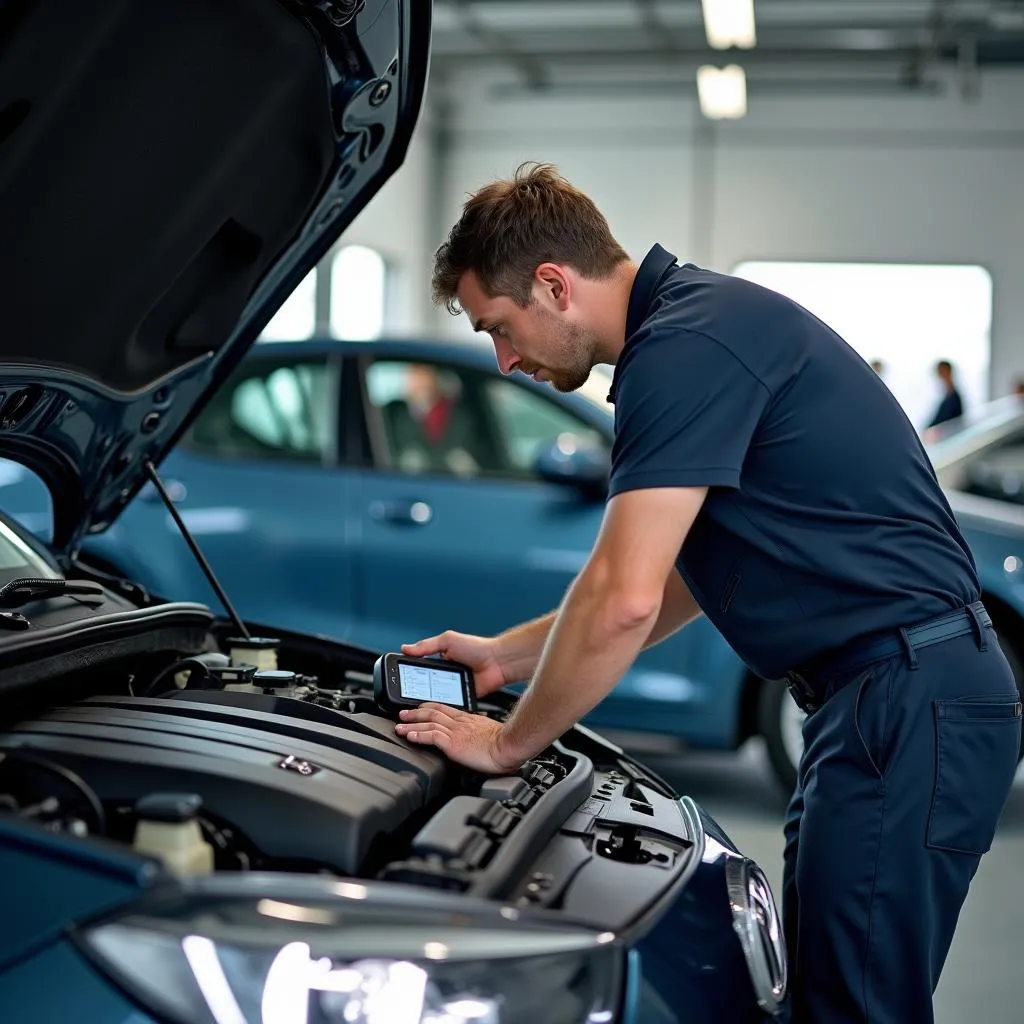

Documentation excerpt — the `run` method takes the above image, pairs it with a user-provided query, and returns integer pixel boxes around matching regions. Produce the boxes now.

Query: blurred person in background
[383,363,484,476]
[405,363,457,446]
[928,359,964,428]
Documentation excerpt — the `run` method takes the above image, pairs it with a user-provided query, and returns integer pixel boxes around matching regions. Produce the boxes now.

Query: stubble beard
[533,306,596,393]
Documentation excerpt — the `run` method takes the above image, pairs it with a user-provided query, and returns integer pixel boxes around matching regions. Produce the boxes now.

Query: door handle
[369,500,433,526]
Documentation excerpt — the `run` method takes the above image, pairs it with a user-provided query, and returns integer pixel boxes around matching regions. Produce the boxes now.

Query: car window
[485,378,607,472]
[0,460,54,543]
[365,360,511,478]
[962,438,1024,506]
[364,359,607,481]
[187,358,335,463]
[0,509,61,583]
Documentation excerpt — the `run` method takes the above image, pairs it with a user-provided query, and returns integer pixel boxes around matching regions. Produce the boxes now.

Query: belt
[785,601,991,714]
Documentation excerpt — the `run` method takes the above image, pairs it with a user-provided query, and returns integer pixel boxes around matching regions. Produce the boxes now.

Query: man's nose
[494,338,520,376]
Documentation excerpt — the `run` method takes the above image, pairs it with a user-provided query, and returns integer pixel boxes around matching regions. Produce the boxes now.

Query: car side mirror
[533,434,609,498]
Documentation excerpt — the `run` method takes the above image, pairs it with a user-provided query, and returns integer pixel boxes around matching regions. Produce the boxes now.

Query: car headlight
[725,857,787,1014]
[76,884,624,1024]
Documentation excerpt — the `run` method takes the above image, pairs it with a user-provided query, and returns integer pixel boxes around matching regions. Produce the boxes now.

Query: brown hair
[432,162,629,315]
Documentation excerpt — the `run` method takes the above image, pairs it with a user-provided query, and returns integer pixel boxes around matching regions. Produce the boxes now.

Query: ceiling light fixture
[697,65,748,119]
[701,0,757,50]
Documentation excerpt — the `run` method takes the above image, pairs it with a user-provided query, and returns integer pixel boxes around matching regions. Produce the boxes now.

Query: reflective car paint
[0,817,156,970]
[0,941,156,1024]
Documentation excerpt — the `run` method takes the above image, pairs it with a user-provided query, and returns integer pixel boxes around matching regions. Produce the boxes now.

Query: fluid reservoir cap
[226,636,280,650]
[254,669,297,690]
[135,793,203,823]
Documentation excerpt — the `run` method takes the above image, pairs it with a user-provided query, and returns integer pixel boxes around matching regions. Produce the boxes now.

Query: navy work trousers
[782,626,1021,1023]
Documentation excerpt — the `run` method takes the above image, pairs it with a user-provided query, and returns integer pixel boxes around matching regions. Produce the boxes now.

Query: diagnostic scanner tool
[373,653,477,717]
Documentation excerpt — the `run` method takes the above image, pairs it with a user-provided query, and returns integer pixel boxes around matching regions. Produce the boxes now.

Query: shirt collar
[625,243,679,339]
[609,243,679,403]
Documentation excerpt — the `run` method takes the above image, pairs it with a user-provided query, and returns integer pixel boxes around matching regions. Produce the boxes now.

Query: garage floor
[633,741,1024,1024]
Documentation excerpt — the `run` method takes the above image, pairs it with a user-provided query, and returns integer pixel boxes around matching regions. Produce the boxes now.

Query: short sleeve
[609,329,771,497]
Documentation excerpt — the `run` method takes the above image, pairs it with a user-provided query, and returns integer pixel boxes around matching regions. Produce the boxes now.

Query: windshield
[0,514,61,586]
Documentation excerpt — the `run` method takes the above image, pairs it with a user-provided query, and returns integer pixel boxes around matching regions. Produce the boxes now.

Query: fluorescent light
[697,65,747,119]
[331,244,386,340]
[701,0,757,50]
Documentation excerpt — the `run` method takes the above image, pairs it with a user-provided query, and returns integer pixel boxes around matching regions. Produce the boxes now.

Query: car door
[84,349,360,641]
[349,353,606,650]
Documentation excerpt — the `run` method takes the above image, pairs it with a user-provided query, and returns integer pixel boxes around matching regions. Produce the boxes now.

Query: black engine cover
[0,693,448,873]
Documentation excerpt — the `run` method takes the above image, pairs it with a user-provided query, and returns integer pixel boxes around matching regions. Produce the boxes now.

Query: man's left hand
[395,704,526,774]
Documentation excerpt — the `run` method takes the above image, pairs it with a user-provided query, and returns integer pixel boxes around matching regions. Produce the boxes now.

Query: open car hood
[0,0,430,553]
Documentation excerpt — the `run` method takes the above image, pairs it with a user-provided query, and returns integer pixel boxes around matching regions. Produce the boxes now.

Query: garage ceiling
[429,1,1024,95]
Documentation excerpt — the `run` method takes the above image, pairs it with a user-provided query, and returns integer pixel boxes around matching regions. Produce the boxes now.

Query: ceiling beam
[633,0,680,60]
[430,3,1024,74]
[431,46,923,70]
[446,0,550,88]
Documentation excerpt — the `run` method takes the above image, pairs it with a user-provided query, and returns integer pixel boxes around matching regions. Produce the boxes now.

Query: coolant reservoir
[254,669,300,696]
[220,668,300,696]
[132,793,214,875]
[227,636,279,672]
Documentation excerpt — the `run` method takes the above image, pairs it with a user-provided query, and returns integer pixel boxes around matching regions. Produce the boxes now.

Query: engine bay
[0,618,703,933]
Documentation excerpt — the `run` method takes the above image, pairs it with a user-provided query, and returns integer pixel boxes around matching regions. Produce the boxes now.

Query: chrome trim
[679,795,707,865]
[725,856,788,1014]
[947,489,1024,533]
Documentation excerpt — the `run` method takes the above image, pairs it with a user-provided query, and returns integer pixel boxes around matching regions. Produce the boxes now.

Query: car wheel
[758,677,805,794]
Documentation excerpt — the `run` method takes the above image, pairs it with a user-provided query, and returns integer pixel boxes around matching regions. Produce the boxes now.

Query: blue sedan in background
[3,339,1022,790]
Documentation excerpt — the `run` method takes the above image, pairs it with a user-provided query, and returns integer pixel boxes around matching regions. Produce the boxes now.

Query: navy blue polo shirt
[607,244,980,680]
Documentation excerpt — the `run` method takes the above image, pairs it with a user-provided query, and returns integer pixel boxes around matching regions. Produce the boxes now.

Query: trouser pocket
[926,696,1023,855]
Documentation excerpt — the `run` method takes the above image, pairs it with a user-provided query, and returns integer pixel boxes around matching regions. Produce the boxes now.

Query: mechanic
[394,162,1022,1024]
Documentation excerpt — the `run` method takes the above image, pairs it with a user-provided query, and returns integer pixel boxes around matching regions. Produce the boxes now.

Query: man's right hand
[401,631,509,697]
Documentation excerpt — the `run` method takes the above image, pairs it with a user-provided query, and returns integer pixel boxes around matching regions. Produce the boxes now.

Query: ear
[534,263,571,311]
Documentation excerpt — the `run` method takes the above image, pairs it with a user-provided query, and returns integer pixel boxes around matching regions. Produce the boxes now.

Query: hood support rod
[143,461,251,641]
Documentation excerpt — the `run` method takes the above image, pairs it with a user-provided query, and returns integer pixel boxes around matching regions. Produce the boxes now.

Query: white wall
[428,66,1024,395]
[340,100,436,336]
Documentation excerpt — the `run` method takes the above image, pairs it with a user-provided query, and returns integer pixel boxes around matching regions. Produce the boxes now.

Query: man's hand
[401,632,509,697]
[395,704,527,773]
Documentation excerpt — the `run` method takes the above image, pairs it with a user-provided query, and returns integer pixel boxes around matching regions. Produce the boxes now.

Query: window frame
[355,353,611,484]
[181,350,344,468]
[483,375,609,475]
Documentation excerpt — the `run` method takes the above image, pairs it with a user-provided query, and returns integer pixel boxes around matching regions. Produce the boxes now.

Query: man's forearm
[494,611,558,682]
[493,571,700,686]
[497,563,660,764]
